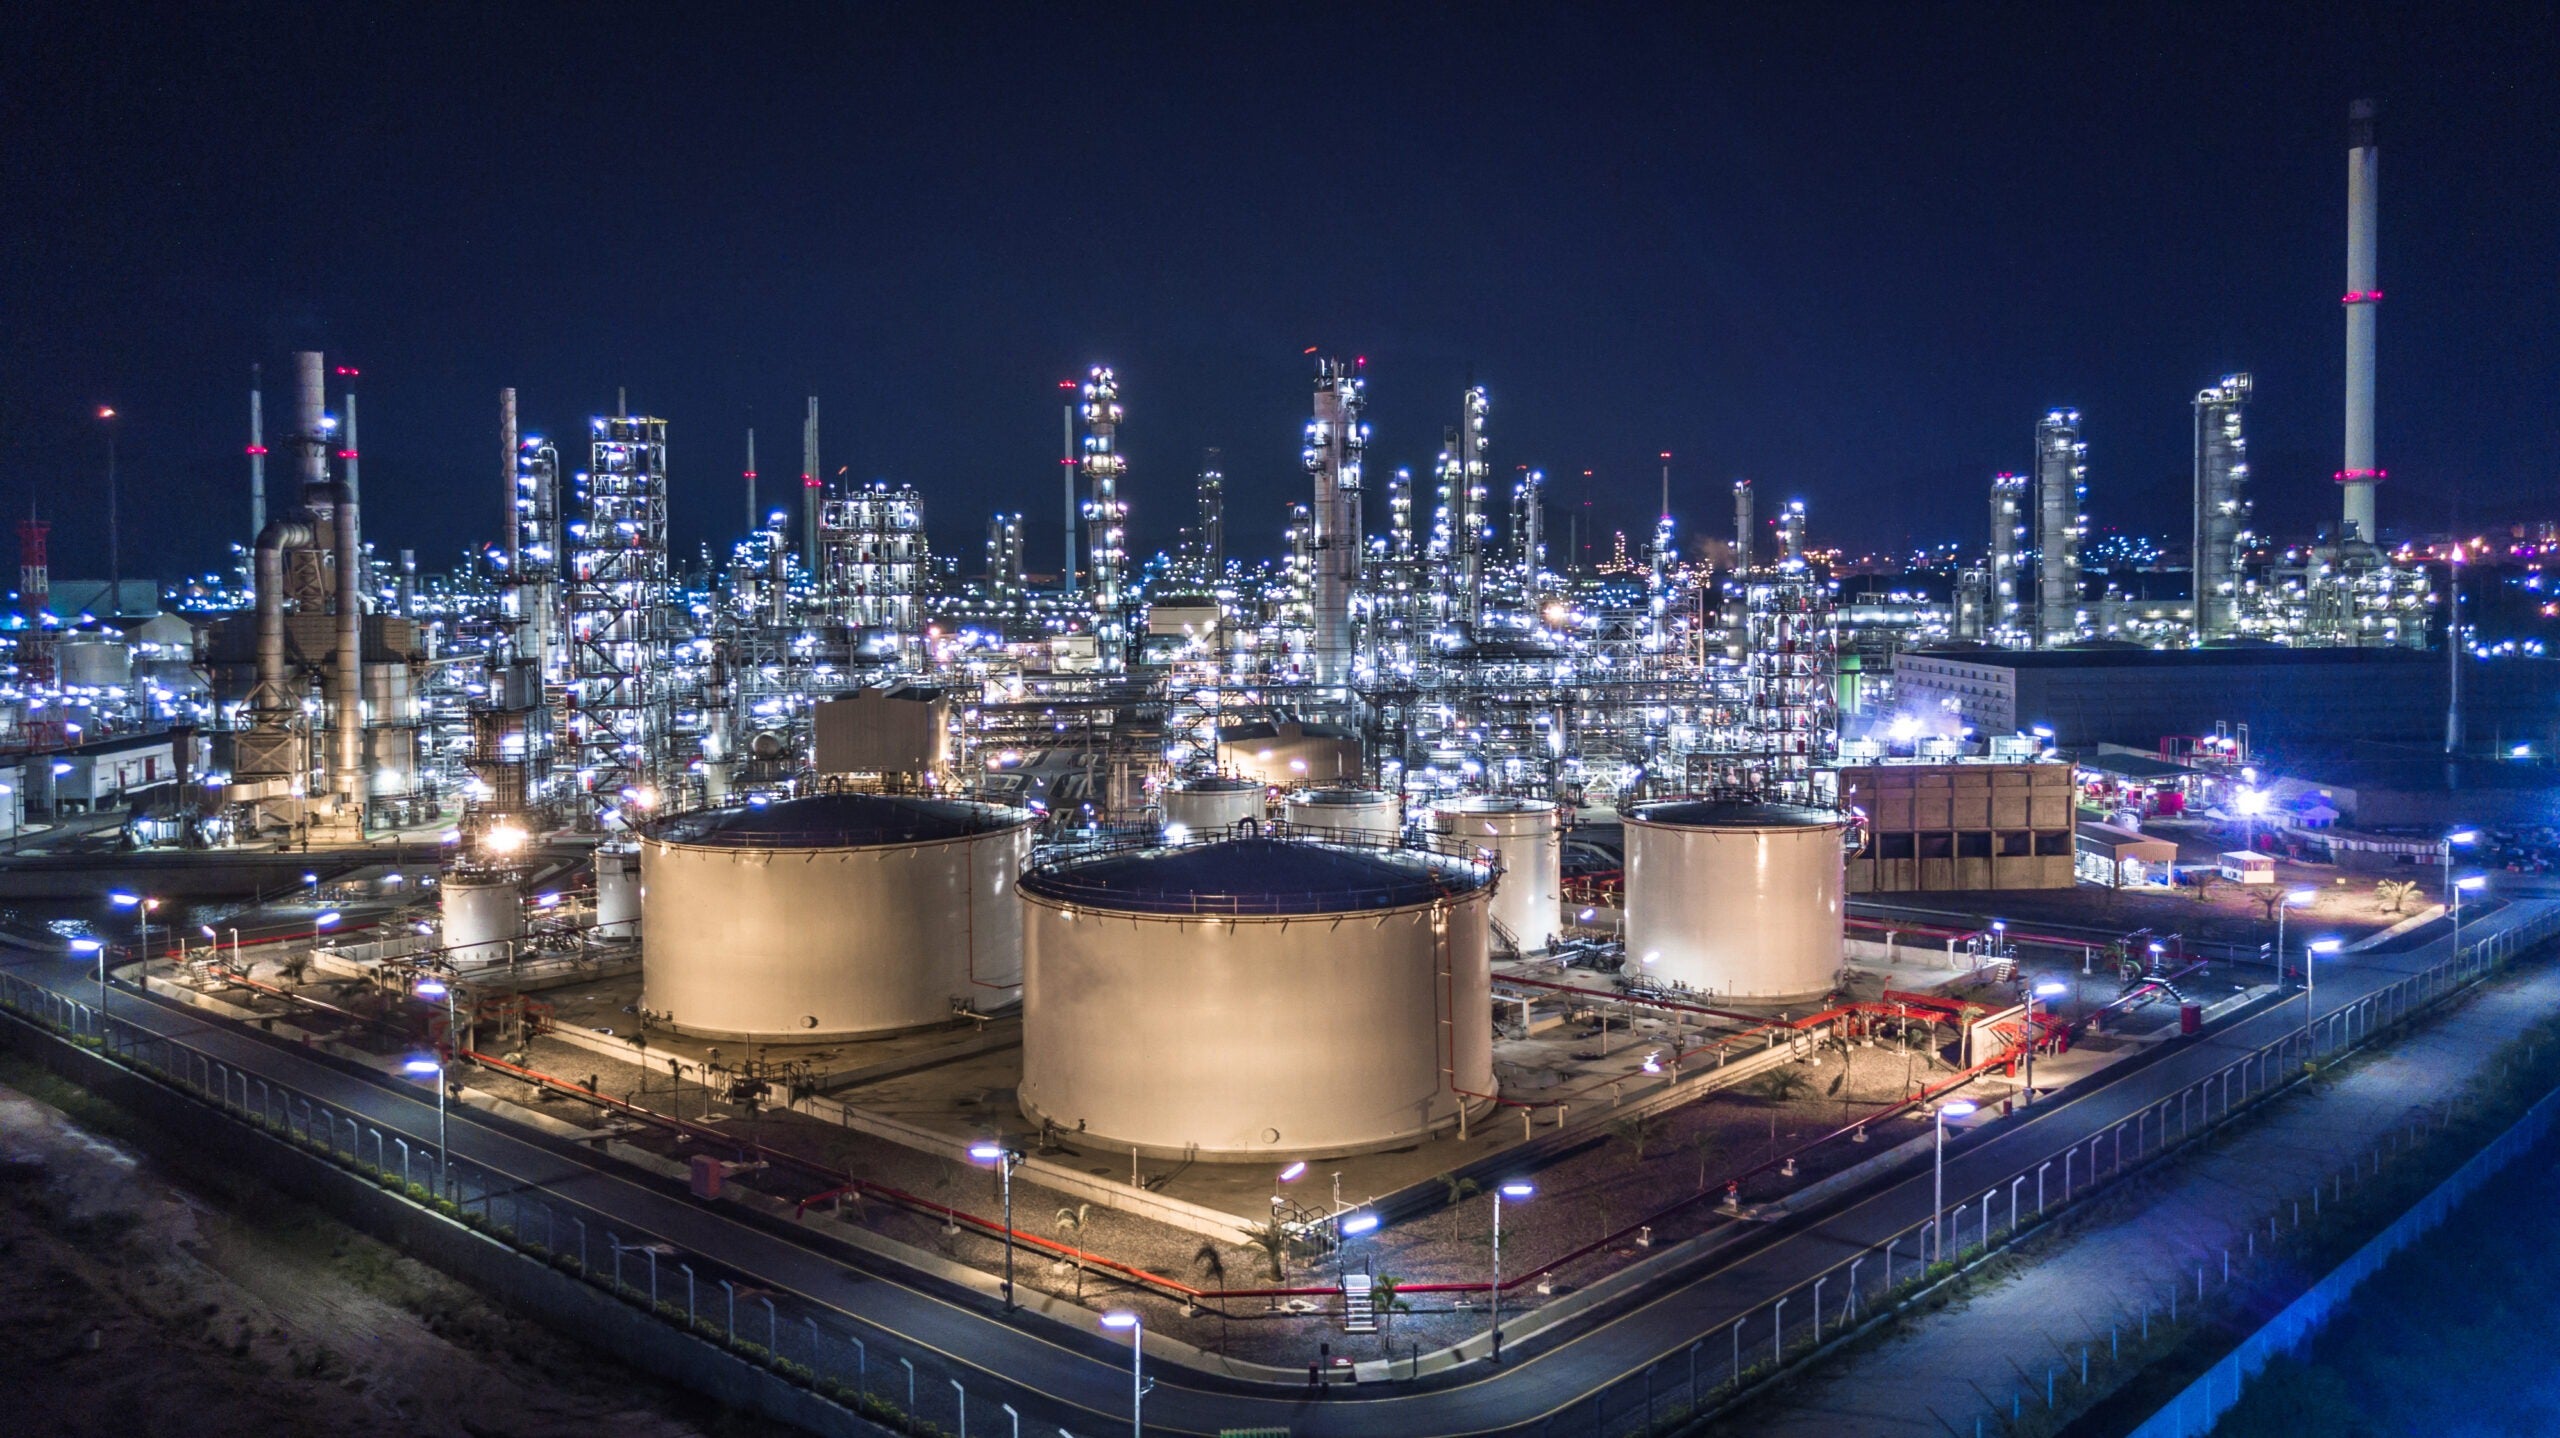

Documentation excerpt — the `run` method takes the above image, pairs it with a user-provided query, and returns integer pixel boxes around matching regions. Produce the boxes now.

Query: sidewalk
[1733,951,2560,1437]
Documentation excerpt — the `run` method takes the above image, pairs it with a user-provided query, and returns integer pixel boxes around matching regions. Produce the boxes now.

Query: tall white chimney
[2340,98,2383,544]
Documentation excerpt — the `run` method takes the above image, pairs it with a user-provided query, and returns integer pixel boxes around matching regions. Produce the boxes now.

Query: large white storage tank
[1621,799,1847,1003]
[1160,776,1264,836]
[1433,796,1562,953]
[640,793,1037,1040]
[593,843,642,938]
[58,635,132,688]
[438,868,522,965]
[1280,786,1400,840]
[1019,835,1497,1160]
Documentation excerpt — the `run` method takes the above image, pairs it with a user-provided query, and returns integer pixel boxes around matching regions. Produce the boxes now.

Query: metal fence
[1522,903,2560,1438]
[0,969,1072,1438]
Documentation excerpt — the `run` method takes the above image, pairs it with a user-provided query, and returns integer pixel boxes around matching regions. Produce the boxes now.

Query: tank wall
[1162,784,1263,833]
[1625,820,1843,1000]
[1434,804,1561,951]
[594,845,641,937]
[1019,891,1492,1159]
[641,822,1032,1039]
[1282,793,1400,839]
[59,640,132,688]
[439,874,522,964]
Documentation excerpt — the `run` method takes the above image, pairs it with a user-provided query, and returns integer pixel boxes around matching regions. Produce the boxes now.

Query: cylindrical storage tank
[1160,776,1264,836]
[594,842,642,939]
[640,793,1037,1040]
[1621,799,1848,1002]
[58,636,131,688]
[1280,786,1400,841]
[439,867,523,965]
[1432,796,1562,953]
[1019,836,1497,1160]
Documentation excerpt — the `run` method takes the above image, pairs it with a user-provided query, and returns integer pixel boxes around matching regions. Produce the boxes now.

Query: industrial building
[1835,762,2075,892]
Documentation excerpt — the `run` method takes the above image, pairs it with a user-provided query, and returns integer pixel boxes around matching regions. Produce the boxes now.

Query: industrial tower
[1303,356,1366,687]
[2192,374,2253,643]
[1989,472,2029,643]
[567,412,673,820]
[2339,99,2383,546]
[2033,410,2087,646]
[1080,367,1129,673]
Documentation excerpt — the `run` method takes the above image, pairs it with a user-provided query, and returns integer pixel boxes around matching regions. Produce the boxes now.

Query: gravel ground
[0,1071,732,1438]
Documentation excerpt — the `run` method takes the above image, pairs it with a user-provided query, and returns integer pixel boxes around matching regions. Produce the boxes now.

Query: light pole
[2276,887,2316,986]
[403,1056,449,1198]
[1099,1311,1149,1438]
[969,1142,1025,1310]
[97,406,119,608]
[415,975,464,1059]
[2443,830,2478,912]
[1490,1180,1532,1361]
[1339,1210,1378,1281]
[2453,874,2486,957]
[1933,1099,1978,1263]
[2022,980,2066,1104]
[2305,938,2343,1053]
[71,939,104,1017]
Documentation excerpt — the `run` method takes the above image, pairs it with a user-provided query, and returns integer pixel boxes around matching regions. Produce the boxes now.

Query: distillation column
[1304,356,1365,688]
[1080,367,1128,674]
[2193,375,2253,643]
[2034,410,2086,647]
[1990,472,2028,642]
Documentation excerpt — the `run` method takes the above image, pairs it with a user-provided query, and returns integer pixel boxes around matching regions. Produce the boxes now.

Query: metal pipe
[501,388,518,575]
[249,364,267,538]
[326,361,365,825]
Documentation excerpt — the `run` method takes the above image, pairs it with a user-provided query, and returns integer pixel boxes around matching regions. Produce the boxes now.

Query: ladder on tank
[1340,1273,1376,1334]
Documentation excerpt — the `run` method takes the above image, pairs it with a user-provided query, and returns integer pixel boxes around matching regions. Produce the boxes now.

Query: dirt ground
[0,1068,741,1438]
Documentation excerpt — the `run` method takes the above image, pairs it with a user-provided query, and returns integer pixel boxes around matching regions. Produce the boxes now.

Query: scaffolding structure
[1989,471,2029,644]
[2034,410,2087,646]
[1080,367,1128,673]
[566,414,672,819]
[1735,563,1838,804]
[820,482,928,664]
[1304,356,1365,689]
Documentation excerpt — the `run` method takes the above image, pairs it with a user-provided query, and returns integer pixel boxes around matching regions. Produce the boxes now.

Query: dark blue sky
[4,3,2552,583]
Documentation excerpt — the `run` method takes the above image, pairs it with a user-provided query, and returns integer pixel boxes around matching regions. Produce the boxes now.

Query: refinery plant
[12,85,2560,1438]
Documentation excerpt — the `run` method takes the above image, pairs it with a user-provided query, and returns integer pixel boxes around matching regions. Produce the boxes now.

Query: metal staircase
[1340,1272,1376,1333]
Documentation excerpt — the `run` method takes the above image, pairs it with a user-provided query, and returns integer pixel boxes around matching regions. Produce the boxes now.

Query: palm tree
[1054,1204,1092,1299]
[1759,1066,1813,1103]
[277,950,313,987]
[1370,1273,1413,1344]
[1436,1172,1481,1209]
[1690,1130,1719,1194]
[1241,1217,1293,1284]
[1607,1112,1666,1161]
[1193,1242,1230,1349]
[2375,879,2422,915]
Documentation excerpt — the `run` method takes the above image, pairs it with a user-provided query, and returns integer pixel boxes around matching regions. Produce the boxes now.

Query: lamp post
[969,1142,1024,1310]
[1099,1311,1148,1438]
[415,974,464,1060]
[1490,1180,1532,1361]
[2276,887,2316,987]
[2452,872,2487,960]
[1933,1099,1978,1263]
[2305,939,2343,1053]
[1339,1210,1378,1282]
[2022,980,2067,1104]
[2444,830,2478,912]
[71,939,104,1018]
[402,1056,449,1198]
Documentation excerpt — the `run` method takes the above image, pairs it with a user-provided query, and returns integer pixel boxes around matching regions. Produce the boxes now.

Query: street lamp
[402,1056,449,1198]
[2453,874,2487,955]
[1339,1210,1378,1281]
[1933,1099,1978,1263]
[312,909,341,964]
[2022,980,2067,1105]
[969,1142,1025,1310]
[1099,1311,1148,1438]
[1490,1180,1532,1362]
[415,975,463,1059]
[2305,939,2343,1052]
[2277,888,2316,987]
[70,938,105,1013]
[2443,831,2478,907]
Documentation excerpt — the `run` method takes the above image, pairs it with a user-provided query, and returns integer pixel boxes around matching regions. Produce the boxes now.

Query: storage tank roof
[1020,837,1487,916]
[1169,776,1263,794]
[1624,799,1843,829]
[1436,796,1553,815]
[651,792,1033,848]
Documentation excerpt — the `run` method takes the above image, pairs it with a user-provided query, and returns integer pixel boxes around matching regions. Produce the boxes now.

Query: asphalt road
[5,897,2546,1437]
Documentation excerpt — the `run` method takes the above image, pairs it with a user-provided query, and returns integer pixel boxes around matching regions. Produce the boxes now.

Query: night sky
[4,3,2553,586]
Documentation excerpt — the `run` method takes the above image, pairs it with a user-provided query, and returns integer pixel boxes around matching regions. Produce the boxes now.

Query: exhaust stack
[2338,99,2383,544]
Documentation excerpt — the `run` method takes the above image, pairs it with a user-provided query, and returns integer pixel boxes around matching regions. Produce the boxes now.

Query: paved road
[5,899,2546,1437]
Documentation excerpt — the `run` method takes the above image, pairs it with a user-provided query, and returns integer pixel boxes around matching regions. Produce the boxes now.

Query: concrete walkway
[1735,950,2560,1437]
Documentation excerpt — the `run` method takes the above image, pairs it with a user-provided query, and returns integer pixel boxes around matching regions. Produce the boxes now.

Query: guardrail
[0,968,1073,1438]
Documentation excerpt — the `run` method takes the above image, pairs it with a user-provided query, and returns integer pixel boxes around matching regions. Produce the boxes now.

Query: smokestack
[744,428,757,537]
[501,388,519,575]
[802,397,821,573]
[332,368,365,822]
[2340,98,2383,544]
[249,365,267,538]
[1732,478,1753,569]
